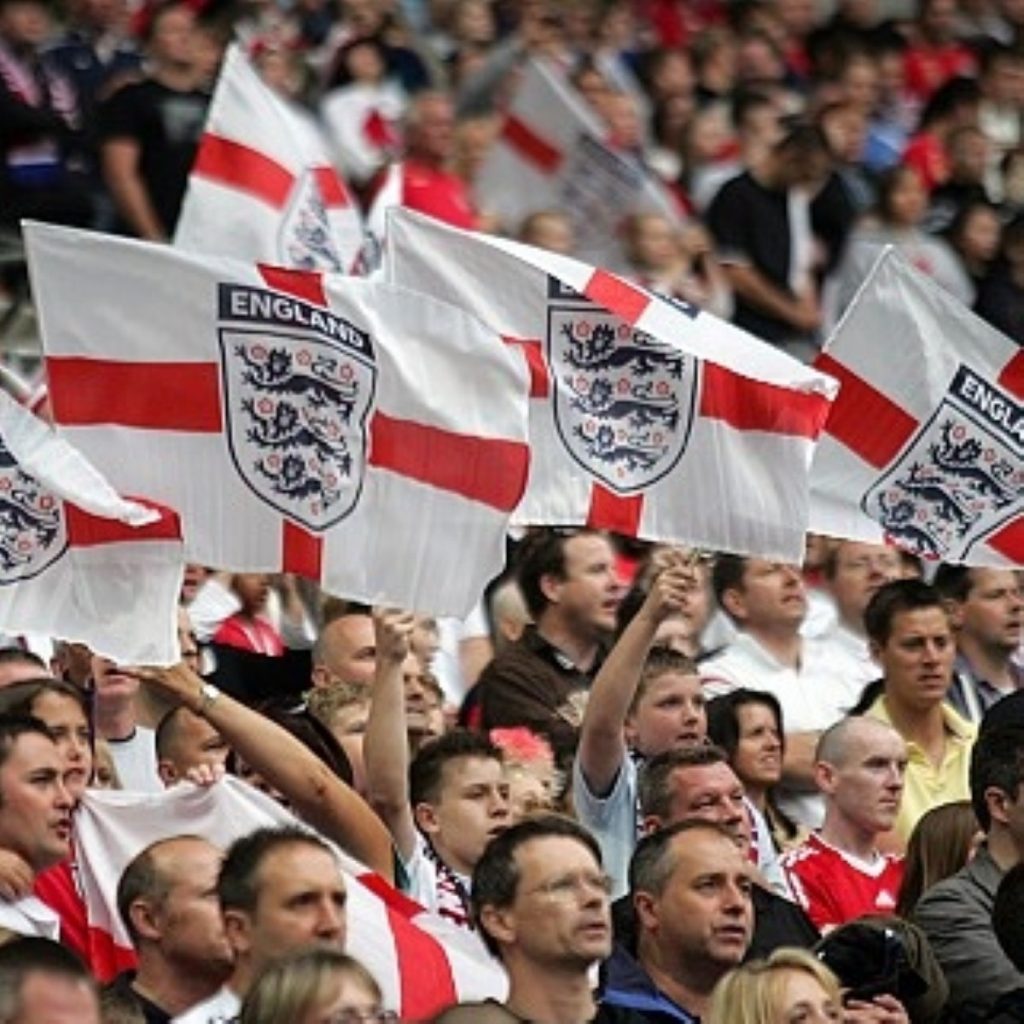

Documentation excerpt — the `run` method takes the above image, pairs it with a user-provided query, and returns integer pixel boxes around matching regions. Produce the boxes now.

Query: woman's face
[31,691,92,801]
[775,970,841,1024]
[305,974,384,1023]
[886,170,927,227]
[733,702,783,790]
[958,207,1002,262]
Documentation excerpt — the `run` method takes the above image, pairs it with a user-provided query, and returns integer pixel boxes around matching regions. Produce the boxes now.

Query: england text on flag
[174,44,364,274]
[474,57,680,271]
[25,221,530,617]
[811,245,1024,566]
[0,388,182,663]
[74,777,507,1019]
[385,209,837,563]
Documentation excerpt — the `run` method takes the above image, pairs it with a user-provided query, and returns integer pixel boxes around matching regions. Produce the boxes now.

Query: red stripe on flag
[281,519,323,579]
[586,484,644,536]
[814,352,919,468]
[998,351,1024,400]
[369,413,528,512]
[65,498,181,547]
[503,337,549,398]
[986,518,1024,562]
[192,133,294,209]
[313,165,350,207]
[584,270,651,325]
[46,358,223,432]
[501,115,564,173]
[700,362,832,439]
[257,264,327,306]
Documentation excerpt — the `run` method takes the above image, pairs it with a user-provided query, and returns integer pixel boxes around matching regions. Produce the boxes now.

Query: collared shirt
[171,986,239,1024]
[0,895,61,940]
[947,653,1024,723]
[865,696,975,843]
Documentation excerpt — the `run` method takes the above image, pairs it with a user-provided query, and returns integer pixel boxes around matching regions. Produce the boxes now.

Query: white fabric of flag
[175,44,364,274]
[811,246,1024,566]
[386,209,838,562]
[0,388,182,662]
[26,221,530,616]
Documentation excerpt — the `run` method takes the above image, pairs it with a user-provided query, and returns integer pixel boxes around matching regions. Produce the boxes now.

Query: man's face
[486,836,611,969]
[626,672,706,759]
[827,542,902,631]
[873,607,955,712]
[313,615,376,689]
[231,843,347,974]
[955,569,1024,656]
[416,755,510,876]
[150,839,232,976]
[819,723,907,835]
[13,972,99,1024]
[90,656,139,702]
[0,732,73,871]
[158,709,230,786]
[726,560,806,633]
[409,96,455,163]
[544,534,621,636]
[655,763,750,853]
[638,831,753,972]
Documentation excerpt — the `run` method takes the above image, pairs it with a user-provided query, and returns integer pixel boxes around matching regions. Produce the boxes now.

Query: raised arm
[127,663,394,881]
[577,554,699,796]
[362,608,418,862]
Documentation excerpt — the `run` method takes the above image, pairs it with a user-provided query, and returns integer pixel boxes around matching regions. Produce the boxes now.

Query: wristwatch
[197,681,221,715]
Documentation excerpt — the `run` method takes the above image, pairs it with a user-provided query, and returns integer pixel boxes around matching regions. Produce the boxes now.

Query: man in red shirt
[781,716,908,932]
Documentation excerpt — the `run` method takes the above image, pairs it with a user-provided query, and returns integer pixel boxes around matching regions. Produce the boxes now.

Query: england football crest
[218,284,376,532]
[546,280,698,494]
[863,365,1024,560]
[0,445,65,584]
[277,169,343,272]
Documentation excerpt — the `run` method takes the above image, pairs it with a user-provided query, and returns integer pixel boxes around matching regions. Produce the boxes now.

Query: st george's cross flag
[475,58,680,270]
[0,388,182,663]
[811,246,1024,566]
[25,221,530,616]
[174,44,364,274]
[74,777,507,1018]
[386,209,838,563]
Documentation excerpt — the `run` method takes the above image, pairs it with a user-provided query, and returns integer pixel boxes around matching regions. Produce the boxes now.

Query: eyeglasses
[525,871,614,900]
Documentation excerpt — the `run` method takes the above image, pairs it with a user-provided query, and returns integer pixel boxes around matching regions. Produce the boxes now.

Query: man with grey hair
[781,716,908,931]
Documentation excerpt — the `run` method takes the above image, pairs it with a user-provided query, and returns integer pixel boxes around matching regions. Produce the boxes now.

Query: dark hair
[219,826,333,913]
[629,819,737,897]
[471,814,601,956]
[0,677,88,718]
[917,75,980,130]
[706,689,785,759]
[0,938,94,1019]
[931,564,974,603]
[895,800,977,917]
[711,554,747,615]
[0,647,46,672]
[863,580,945,646]
[0,714,57,772]
[969,726,1024,833]
[638,744,730,820]
[993,862,1024,972]
[514,528,600,620]
[409,728,502,808]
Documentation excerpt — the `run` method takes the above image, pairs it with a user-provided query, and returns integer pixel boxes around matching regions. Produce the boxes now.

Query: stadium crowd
[3,0,1024,1021]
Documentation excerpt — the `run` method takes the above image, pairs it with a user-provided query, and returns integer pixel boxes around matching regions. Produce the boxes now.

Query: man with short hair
[310,602,376,690]
[700,555,846,824]
[934,565,1024,722]
[173,826,346,1023]
[0,716,73,941]
[914,725,1024,1022]
[92,655,162,792]
[365,610,509,930]
[990,863,1024,1023]
[863,579,975,845]
[111,836,232,1022]
[0,936,99,1023]
[154,707,229,787]
[596,821,754,1022]
[0,649,49,689]
[478,529,622,761]
[781,717,908,931]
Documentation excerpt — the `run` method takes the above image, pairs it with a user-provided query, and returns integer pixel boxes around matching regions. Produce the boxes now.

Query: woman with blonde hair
[709,948,843,1024]
[239,948,394,1024]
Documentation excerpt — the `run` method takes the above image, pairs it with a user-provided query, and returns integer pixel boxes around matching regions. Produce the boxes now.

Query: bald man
[311,605,376,690]
[780,717,908,931]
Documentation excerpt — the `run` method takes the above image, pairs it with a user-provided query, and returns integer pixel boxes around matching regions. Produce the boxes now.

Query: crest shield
[219,285,376,532]
[546,282,698,494]
[277,169,343,272]
[0,447,65,584]
[862,364,1024,560]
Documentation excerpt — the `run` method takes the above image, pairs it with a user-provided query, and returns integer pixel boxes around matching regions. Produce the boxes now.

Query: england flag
[386,209,837,563]
[26,221,529,616]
